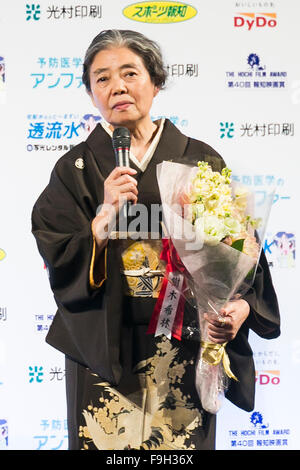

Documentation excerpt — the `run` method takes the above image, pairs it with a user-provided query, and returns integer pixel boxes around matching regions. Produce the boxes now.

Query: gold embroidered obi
[115,237,166,298]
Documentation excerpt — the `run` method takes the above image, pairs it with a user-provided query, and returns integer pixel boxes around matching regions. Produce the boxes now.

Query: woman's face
[88,47,159,129]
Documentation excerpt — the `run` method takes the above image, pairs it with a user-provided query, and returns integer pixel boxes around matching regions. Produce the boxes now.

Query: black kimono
[31,119,280,450]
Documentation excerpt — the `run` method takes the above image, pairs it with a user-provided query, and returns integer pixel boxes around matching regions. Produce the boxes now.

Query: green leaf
[231,239,245,252]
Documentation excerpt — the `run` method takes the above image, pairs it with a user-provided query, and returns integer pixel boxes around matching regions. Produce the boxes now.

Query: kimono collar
[85,118,189,180]
[100,118,165,172]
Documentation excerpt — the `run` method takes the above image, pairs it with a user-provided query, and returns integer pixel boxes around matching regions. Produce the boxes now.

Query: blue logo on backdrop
[29,366,44,383]
[228,410,291,449]
[33,418,68,450]
[220,122,235,139]
[26,3,102,21]
[225,53,288,89]
[264,231,296,269]
[26,4,41,21]
[26,113,101,153]
[0,419,8,448]
[247,53,265,70]
[250,411,268,428]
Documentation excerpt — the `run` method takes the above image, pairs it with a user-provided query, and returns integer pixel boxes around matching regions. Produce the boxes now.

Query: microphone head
[112,127,131,149]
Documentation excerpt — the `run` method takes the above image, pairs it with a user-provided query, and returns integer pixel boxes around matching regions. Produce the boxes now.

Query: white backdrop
[0,0,299,450]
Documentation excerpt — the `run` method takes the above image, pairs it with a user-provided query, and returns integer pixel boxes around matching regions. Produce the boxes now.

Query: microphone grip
[123,148,130,168]
[114,147,132,222]
[115,147,130,167]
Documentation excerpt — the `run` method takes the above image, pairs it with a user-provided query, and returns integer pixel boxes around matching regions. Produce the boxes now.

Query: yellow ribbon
[200,341,238,381]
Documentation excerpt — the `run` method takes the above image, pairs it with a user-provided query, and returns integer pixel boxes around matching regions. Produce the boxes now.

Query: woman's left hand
[204,299,250,344]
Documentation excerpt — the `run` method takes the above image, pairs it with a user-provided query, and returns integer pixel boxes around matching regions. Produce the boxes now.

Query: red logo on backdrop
[234,12,277,30]
[255,370,280,386]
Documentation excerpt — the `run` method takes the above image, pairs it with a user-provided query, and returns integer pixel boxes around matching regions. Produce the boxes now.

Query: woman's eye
[97,76,108,83]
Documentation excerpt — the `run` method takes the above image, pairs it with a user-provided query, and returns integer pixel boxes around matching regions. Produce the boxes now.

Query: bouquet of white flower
[188,162,260,252]
[154,160,274,413]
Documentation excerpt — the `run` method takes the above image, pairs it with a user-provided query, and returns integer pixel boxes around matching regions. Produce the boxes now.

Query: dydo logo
[234,12,277,30]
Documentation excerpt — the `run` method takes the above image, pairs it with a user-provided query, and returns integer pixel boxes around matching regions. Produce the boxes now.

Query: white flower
[192,203,205,220]
[187,163,255,248]
[234,187,249,211]
[194,217,205,242]
[203,215,226,246]
[223,217,241,238]
[205,191,221,210]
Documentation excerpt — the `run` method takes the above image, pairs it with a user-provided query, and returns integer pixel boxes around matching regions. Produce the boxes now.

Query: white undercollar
[101,118,165,172]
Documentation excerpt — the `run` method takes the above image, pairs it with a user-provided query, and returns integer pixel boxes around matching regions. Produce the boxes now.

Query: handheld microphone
[112,127,132,226]
[112,126,131,168]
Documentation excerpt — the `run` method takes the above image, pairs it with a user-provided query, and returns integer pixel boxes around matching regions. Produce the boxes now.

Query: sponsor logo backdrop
[0,0,299,450]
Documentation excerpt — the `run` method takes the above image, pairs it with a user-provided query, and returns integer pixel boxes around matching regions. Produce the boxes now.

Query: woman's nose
[111,76,127,95]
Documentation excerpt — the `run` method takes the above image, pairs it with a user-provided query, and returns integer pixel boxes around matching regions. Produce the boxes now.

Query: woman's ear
[153,86,160,98]
[87,90,96,108]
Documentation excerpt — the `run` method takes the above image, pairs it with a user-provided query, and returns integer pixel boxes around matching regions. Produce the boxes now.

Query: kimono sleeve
[243,247,280,339]
[31,165,100,309]
[31,160,123,384]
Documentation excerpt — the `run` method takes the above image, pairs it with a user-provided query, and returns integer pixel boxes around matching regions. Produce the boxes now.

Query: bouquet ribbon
[147,238,186,341]
[200,341,238,381]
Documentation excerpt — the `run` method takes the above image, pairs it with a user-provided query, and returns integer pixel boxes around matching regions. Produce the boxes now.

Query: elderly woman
[32,30,280,451]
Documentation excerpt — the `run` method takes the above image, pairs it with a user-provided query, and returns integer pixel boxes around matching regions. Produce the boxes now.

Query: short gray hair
[82,29,168,92]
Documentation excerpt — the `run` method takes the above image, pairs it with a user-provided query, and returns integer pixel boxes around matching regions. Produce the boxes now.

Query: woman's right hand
[91,167,138,248]
[103,166,138,210]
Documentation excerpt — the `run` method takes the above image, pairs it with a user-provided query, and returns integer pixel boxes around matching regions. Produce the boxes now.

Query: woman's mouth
[113,101,133,111]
